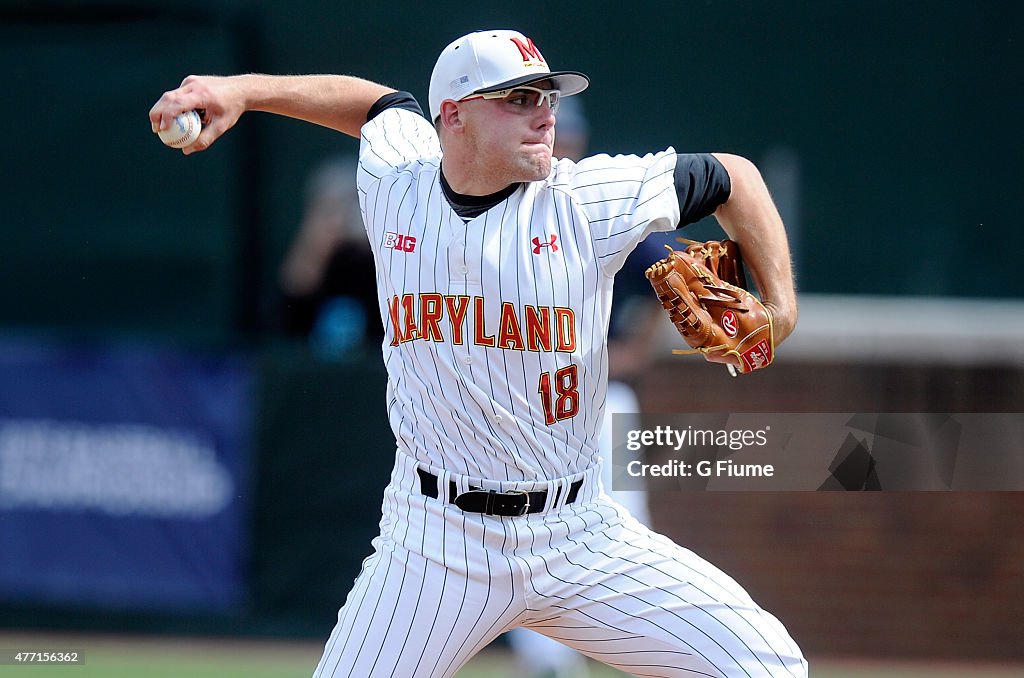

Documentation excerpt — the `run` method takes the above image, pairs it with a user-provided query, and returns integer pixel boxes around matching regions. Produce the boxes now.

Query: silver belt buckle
[508,489,531,516]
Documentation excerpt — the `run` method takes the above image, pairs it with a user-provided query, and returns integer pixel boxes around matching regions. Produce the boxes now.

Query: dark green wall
[250,350,393,636]
[2,0,1020,343]
[253,0,1024,302]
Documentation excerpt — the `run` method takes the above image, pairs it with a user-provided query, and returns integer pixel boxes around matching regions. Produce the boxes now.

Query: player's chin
[519,148,552,180]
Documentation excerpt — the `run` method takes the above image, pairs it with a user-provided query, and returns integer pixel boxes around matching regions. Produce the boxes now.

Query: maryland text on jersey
[387,293,577,352]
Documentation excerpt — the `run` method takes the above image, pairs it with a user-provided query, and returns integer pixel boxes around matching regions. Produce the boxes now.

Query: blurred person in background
[279,155,382,358]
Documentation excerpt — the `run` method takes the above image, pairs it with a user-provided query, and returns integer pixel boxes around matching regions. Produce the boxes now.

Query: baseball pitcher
[150,29,805,678]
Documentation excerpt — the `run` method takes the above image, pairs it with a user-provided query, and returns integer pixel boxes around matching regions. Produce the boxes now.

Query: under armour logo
[532,234,559,254]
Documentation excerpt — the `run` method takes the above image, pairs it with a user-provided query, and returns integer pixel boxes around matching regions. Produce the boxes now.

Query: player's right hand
[149,75,247,155]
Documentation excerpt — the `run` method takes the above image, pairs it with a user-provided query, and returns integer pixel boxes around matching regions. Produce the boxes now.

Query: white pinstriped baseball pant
[313,452,808,677]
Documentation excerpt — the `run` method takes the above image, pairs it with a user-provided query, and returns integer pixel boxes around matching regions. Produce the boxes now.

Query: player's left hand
[645,239,775,375]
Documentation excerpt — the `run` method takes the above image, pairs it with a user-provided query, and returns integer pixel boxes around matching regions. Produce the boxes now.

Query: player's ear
[438,100,464,133]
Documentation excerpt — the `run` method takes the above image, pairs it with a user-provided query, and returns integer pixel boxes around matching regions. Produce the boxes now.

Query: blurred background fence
[1,0,1022,665]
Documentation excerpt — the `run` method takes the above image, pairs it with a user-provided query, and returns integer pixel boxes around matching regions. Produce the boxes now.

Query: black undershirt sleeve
[366,91,424,122]
[675,153,732,226]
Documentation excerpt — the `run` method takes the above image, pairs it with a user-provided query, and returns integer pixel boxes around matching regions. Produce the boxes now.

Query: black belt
[417,468,583,517]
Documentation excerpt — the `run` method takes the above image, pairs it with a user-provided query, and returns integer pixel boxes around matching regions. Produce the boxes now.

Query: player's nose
[535,102,556,128]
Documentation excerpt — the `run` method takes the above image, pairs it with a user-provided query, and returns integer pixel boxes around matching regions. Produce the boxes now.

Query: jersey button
[464,356,472,364]
[459,266,468,274]
[494,415,503,424]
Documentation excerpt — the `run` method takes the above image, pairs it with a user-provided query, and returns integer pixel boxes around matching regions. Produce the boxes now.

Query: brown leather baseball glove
[645,239,774,374]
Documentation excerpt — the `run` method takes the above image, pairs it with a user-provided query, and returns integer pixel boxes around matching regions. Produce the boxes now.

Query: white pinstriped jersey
[316,97,807,678]
[358,107,679,482]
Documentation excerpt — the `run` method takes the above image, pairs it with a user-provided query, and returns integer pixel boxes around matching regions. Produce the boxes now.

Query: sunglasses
[461,86,562,114]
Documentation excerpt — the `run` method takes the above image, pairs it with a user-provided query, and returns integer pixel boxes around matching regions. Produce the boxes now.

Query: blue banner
[0,339,253,612]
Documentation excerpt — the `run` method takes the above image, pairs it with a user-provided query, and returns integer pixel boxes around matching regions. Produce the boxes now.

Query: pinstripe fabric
[313,454,806,677]
[313,105,808,677]
[357,109,679,481]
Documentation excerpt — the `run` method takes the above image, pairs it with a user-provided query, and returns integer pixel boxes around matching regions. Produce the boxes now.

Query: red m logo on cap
[511,37,546,65]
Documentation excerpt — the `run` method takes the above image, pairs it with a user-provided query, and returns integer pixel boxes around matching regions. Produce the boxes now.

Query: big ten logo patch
[384,231,417,253]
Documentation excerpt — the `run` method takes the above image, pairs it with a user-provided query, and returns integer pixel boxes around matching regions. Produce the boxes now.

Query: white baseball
[157,110,202,148]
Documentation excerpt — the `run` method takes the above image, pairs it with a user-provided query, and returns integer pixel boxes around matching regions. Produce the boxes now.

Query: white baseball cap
[428,29,590,120]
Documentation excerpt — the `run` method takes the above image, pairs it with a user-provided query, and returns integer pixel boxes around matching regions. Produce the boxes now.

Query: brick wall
[638,360,1024,660]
